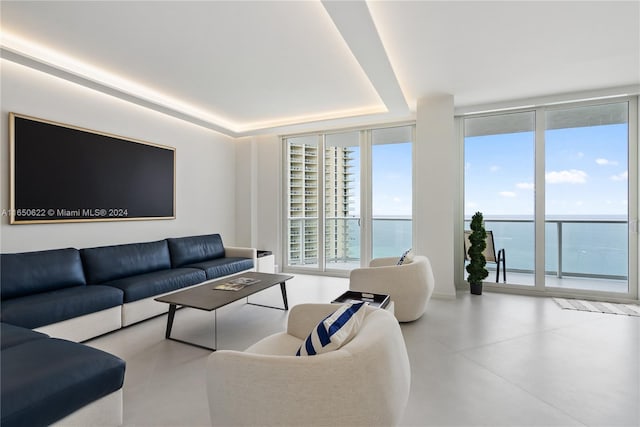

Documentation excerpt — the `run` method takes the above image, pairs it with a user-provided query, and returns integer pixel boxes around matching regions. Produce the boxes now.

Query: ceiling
[1,1,639,137]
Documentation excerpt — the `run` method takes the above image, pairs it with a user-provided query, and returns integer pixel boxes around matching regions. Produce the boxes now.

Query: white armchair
[206,303,411,426]
[349,255,435,322]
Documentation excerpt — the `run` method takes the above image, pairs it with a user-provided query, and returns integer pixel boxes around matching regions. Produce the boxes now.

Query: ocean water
[372,219,413,258]
[344,218,413,260]
[343,217,628,278]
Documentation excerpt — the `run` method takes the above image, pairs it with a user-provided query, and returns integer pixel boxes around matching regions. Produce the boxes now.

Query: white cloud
[499,191,517,198]
[490,165,500,172]
[545,169,587,184]
[577,152,584,158]
[516,182,534,190]
[596,158,618,166]
[610,171,628,181]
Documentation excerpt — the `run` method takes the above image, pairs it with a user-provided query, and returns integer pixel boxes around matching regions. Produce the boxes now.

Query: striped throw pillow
[397,248,414,265]
[296,302,367,356]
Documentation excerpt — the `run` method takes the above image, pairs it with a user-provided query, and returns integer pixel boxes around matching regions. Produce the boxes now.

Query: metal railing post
[557,221,563,278]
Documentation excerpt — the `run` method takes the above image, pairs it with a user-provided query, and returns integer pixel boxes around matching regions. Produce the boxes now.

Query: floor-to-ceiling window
[287,135,320,268]
[371,127,413,259]
[324,131,360,270]
[463,98,637,298]
[284,124,414,275]
[544,103,630,293]
[464,112,535,286]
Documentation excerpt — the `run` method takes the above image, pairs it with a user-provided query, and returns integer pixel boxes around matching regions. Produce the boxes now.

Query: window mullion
[534,108,546,289]
[317,134,325,271]
[360,130,372,266]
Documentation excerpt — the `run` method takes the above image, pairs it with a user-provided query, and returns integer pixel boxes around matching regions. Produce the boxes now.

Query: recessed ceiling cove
[1,1,390,135]
[1,1,638,136]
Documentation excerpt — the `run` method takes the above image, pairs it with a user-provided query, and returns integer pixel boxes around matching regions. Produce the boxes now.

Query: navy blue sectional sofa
[0,233,256,426]
[1,323,126,427]
[1,247,124,333]
[1,233,256,340]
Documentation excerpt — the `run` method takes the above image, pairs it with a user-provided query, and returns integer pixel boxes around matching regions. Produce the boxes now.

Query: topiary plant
[466,211,488,295]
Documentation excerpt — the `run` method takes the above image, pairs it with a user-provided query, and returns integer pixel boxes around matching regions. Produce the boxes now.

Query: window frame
[458,95,638,300]
[281,122,416,277]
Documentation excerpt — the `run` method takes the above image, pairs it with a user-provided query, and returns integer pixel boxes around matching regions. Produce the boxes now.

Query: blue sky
[372,143,412,216]
[336,121,628,219]
[465,123,628,218]
[347,142,413,217]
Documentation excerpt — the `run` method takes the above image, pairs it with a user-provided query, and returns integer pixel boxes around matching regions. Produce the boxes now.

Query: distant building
[288,142,354,265]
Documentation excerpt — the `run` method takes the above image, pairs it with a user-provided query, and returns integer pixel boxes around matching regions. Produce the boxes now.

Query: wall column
[414,94,457,298]
[236,135,282,269]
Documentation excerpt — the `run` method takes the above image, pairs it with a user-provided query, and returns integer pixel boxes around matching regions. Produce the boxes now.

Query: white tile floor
[86,274,640,427]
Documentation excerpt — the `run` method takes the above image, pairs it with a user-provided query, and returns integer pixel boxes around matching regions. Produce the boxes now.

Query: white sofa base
[121,295,173,327]
[35,306,122,343]
[51,389,123,427]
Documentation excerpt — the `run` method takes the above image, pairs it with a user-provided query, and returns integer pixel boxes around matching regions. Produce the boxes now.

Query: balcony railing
[288,217,412,269]
[288,217,628,288]
[465,217,628,281]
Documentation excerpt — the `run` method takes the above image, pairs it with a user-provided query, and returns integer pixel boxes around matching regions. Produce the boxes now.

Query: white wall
[235,135,282,268]
[255,135,281,266]
[0,60,238,253]
[234,137,255,248]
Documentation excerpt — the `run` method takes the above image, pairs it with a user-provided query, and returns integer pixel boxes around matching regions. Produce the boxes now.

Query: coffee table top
[155,272,293,311]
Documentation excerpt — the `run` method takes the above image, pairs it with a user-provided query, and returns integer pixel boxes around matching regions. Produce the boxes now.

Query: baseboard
[431,291,457,300]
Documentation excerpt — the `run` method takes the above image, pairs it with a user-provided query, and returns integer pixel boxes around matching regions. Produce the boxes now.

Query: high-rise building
[288,141,354,266]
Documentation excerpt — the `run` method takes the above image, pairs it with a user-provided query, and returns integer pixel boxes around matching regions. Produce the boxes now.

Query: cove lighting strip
[1,31,390,136]
[1,31,238,133]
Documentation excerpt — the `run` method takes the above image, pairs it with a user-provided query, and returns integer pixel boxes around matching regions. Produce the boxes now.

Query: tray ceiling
[1,1,638,136]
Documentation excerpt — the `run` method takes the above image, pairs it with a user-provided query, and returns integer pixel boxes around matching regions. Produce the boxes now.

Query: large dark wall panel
[10,113,175,223]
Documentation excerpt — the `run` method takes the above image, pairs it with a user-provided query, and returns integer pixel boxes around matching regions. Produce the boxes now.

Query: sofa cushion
[0,323,48,350]
[186,257,254,280]
[81,240,171,284]
[1,248,86,301]
[296,302,367,356]
[0,337,125,427]
[167,234,226,268]
[0,285,124,329]
[102,267,206,303]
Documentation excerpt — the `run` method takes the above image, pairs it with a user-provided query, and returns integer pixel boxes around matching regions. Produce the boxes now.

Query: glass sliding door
[544,102,629,293]
[324,132,360,271]
[464,112,535,286]
[284,124,415,275]
[371,126,413,259]
[286,135,320,269]
[462,97,636,298]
